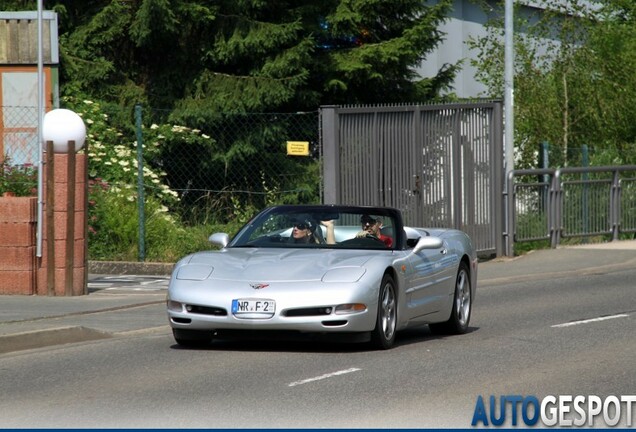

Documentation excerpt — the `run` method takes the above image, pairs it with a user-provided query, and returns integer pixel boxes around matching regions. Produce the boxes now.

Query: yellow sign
[286,141,310,156]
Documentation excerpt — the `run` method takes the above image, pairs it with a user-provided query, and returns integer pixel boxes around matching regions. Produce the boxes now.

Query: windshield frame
[228,205,405,250]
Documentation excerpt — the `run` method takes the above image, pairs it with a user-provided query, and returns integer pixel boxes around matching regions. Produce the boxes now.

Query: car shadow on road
[395,325,480,348]
[168,325,480,353]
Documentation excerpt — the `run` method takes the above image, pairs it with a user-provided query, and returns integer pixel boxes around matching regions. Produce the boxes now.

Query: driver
[357,215,393,247]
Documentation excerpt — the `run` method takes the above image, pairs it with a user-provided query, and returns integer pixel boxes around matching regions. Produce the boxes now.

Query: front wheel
[172,328,213,348]
[429,262,472,335]
[371,274,397,349]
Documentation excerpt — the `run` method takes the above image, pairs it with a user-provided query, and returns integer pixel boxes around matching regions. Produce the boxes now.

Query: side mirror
[412,236,443,254]
[209,232,229,248]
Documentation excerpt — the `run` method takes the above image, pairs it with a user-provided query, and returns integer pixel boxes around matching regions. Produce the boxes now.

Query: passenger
[292,218,336,245]
[291,220,319,244]
[358,215,393,247]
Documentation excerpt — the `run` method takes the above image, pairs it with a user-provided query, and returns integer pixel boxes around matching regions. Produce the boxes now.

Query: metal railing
[506,166,636,256]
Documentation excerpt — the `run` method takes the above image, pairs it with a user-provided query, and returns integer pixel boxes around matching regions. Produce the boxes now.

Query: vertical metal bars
[320,101,504,256]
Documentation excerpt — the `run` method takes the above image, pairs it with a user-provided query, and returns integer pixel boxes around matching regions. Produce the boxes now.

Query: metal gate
[321,101,504,256]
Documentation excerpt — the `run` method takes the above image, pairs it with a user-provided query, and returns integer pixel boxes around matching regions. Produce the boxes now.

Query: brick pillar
[36,153,88,296]
[0,197,38,294]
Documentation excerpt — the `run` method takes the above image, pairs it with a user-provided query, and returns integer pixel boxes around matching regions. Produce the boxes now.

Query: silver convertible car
[167,205,478,349]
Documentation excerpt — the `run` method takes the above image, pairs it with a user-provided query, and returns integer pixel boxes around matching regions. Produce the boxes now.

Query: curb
[89,260,174,276]
[0,326,112,355]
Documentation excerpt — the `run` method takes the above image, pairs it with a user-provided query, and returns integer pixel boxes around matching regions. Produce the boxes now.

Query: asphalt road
[0,264,634,428]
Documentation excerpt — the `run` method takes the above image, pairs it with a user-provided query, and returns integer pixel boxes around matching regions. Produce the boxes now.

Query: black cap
[360,215,376,226]
[294,218,315,231]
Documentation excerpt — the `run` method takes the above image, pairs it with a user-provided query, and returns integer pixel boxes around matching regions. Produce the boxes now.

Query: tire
[172,328,213,348]
[429,261,472,335]
[371,274,398,350]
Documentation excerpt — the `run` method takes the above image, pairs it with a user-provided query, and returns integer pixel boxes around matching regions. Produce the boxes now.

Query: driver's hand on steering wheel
[355,230,369,238]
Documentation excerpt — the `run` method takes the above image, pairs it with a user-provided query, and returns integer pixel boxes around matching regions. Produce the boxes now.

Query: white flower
[83,100,94,105]
[150,124,159,130]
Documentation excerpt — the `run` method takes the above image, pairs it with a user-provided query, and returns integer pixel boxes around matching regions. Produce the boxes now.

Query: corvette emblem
[250,283,269,290]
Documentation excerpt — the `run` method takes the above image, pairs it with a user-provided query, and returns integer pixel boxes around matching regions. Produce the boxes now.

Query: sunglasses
[295,223,310,230]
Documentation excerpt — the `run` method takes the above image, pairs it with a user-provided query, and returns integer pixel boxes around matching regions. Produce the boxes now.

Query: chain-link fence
[1,103,321,220]
[0,106,39,196]
[138,108,322,225]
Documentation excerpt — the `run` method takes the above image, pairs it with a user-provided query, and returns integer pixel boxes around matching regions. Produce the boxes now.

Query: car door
[403,238,457,321]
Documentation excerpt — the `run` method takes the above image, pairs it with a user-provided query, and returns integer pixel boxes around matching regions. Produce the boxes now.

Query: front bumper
[167,280,378,333]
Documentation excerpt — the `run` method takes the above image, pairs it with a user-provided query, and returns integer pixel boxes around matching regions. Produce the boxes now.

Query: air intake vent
[187,305,227,316]
[284,307,333,317]
[321,320,348,327]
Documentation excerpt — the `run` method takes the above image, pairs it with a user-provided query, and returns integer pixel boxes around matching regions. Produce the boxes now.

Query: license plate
[232,299,276,315]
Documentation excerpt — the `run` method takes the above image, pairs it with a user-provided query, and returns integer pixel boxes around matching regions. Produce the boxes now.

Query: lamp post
[42,109,86,296]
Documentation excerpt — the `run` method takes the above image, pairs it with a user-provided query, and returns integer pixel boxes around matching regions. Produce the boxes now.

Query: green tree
[8,0,461,226]
[16,0,458,116]
[30,0,457,217]
[468,0,636,168]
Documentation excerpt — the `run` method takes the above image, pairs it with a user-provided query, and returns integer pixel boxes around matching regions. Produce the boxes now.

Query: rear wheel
[371,274,397,350]
[429,262,471,335]
[172,328,213,347]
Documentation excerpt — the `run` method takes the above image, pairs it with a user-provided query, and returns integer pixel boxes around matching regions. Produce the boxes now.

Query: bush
[0,155,38,197]
[88,179,245,262]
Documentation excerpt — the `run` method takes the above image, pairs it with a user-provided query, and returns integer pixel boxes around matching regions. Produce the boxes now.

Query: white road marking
[552,313,630,328]
[88,276,169,292]
[287,367,361,387]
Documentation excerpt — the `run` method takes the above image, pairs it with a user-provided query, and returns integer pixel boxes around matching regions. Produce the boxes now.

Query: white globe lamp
[42,109,87,153]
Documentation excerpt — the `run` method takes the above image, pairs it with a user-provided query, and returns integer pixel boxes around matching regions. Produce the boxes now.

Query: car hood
[175,248,382,282]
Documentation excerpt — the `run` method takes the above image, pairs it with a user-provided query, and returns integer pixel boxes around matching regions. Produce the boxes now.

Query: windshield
[230,206,399,250]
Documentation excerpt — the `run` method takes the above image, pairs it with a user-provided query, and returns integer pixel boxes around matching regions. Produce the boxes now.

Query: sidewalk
[1,240,635,355]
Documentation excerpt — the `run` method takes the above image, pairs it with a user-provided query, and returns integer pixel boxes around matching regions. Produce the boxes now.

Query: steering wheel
[365,234,386,245]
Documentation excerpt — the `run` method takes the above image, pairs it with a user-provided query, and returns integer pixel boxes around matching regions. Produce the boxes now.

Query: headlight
[176,264,214,280]
[322,267,366,282]
[335,303,367,314]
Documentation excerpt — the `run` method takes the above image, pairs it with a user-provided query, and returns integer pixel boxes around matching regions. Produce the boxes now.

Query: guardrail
[505,166,636,256]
